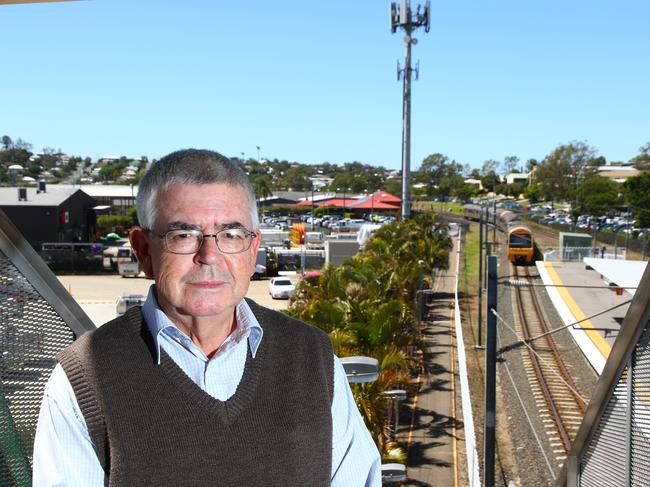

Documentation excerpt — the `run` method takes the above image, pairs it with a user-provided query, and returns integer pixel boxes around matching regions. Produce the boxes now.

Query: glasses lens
[217,228,251,254]
[165,229,202,254]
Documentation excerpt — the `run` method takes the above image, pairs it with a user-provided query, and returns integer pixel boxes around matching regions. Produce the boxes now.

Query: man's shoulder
[245,299,330,342]
[61,308,143,356]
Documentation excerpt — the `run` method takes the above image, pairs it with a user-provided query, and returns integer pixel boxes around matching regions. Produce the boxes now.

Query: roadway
[56,273,292,326]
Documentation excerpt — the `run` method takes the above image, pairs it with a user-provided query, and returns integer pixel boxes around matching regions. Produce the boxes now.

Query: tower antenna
[390,0,430,219]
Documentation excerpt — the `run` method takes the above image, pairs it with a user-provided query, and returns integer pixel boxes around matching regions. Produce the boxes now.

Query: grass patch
[463,222,480,297]
[413,201,465,215]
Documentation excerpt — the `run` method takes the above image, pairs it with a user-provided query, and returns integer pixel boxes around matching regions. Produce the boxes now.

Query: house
[504,172,530,185]
[464,178,483,190]
[0,186,98,251]
[596,165,640,183]
[56,184,138,215]
[308,175,334,190]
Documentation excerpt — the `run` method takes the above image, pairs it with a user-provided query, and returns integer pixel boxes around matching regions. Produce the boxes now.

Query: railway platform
[536,258,647,374]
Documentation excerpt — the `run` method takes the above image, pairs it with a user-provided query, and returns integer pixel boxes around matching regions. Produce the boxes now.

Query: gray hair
[136,149,259,231]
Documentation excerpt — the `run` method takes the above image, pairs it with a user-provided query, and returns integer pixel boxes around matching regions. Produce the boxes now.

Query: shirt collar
[141,285,264,364]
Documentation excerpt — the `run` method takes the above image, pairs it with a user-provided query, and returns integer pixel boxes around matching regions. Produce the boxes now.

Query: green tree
[480,171,499,193]
[525,158,539,172]
[537,141,598,203]
[630,142,650,171]
[417,153,463,197]
[286,215,451,457]
[0,136,33,167]
[383,179,402,198]
[252,176,274,219]
[438,174,465,199]
[456,183,479,202]
[624,173,650,227]
[1,135,12,150]
[252,176,273,200]
[480,159,499,176]
[502,155,520,175]
[524,182,542,203]
[575,176,622,216]
[96,215,135,237]
[282,166,311,191]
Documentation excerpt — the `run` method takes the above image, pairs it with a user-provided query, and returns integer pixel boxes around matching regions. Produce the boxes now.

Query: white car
[268,277,295,299]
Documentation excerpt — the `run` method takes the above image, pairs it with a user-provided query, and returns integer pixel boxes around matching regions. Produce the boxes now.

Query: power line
[496,327,557,480]
[497,298,633,354]
[491,308,590,403]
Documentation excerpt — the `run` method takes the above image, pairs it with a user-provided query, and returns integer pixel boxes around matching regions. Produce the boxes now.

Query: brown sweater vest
[58,300,334,486]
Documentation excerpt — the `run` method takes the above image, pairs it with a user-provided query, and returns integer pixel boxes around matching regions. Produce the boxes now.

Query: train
[463,204,541,266]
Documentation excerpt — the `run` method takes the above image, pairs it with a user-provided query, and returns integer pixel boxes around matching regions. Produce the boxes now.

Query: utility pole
[492,200,497,244]
[390,0,430,220]
[477,205,484,347]
[484,255,498,487]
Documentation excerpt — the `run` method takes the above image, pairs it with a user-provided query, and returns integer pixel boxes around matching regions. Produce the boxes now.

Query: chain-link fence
[0,210,95,486]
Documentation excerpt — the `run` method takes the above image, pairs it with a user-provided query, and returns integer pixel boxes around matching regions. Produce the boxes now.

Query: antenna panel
[424,0,431,32]
[389,3,397,33]
[399,0,408,25]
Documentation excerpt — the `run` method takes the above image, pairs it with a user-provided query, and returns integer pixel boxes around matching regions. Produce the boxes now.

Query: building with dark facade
[0,186,97,251]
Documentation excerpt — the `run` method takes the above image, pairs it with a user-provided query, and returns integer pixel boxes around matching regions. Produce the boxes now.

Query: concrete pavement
[56,274,293,326]
[404,237,461,486]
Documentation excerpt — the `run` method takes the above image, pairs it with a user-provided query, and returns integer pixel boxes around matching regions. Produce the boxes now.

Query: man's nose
[194,235,223,264]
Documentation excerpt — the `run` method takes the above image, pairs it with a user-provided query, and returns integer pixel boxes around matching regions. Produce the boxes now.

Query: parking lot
[56,273,294,327]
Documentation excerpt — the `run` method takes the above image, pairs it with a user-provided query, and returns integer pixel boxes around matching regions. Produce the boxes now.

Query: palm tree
[252,176,273,220]
[286,214,451,458]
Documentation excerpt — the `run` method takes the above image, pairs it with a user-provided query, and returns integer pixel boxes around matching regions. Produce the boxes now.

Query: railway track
[512,265,588,460]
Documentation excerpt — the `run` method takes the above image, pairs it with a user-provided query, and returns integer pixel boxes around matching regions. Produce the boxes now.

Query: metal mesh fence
[580,368,629,486]
[579,323,650,486]
[0,249,75,486]
[631,325,650,486]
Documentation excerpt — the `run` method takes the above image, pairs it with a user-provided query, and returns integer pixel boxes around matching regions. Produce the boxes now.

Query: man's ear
[129,227,154,279]
[249,230,262,276]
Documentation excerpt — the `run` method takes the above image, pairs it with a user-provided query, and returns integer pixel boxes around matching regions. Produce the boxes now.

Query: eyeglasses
[152,228,257,255]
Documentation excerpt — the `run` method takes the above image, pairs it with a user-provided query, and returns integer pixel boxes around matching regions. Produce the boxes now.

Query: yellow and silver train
[463,204,539,266]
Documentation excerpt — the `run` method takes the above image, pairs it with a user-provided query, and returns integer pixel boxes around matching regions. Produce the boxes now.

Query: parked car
[118,261,141,277]
[116,293,146,315]
[268,277,295,299]
[251,264,267,280]
[331,219,366,232]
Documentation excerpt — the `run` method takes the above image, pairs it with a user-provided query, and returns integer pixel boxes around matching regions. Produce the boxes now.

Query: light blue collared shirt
[33,286,381,486]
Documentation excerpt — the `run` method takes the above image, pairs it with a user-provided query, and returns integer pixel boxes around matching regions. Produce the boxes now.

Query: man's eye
[171,232,195,241]
[222,230,244,240]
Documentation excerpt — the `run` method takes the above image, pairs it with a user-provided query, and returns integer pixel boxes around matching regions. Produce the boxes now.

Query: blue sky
[2,0,649,171]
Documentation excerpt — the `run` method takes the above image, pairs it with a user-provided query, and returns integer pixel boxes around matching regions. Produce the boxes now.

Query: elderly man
[33,149,381,486]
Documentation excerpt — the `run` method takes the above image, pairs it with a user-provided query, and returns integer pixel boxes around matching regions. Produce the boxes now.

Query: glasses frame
[149,227,257,255]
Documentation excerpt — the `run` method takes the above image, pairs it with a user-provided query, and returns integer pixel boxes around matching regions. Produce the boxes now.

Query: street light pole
[311,183,315,232]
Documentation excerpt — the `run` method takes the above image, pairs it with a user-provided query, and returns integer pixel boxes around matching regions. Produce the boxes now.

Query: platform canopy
[583,258,647,295]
